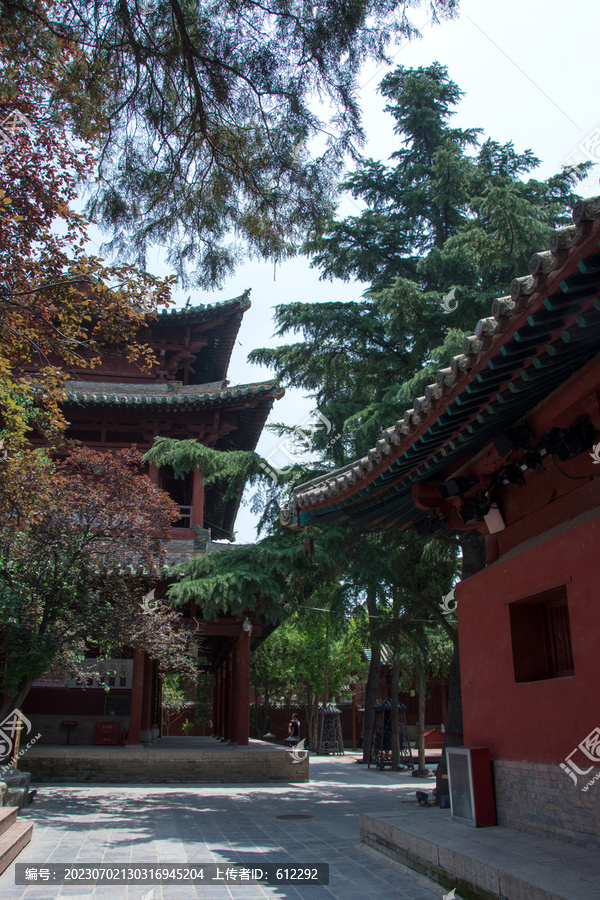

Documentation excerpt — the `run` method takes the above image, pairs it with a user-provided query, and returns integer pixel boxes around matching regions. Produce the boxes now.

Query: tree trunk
[311,693,319,751]
[417,662,427,774]
[304,687,313,749]
[361,641,381,763]
[304,687,320,751]
[0,676,35,726]
[435,532,486,804]
[390,657,401,769]
[0,677,35,764]
[261,688,270,736]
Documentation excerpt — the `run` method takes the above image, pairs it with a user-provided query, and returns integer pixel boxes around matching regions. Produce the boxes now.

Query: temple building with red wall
[22,293,282,749]
[289,196,600,849]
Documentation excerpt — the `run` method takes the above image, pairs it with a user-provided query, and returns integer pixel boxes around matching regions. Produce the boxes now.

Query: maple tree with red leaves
[0,16,174,456]
[0,447,197,723]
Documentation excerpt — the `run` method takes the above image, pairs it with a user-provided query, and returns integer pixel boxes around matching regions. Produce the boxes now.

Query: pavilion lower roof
[63,377,284,540]
[289,196,600,532]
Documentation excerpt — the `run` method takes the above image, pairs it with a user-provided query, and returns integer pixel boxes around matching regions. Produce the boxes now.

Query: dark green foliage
[305,64,583,293]
[168,521,349,622]
[1,0,459,286]
[144,436,266,500]
[252,64,587,456]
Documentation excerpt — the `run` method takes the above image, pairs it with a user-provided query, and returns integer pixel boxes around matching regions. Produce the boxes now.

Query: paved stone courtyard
[0,753,447,900]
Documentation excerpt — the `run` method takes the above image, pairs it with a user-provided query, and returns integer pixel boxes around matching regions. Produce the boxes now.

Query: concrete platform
[361,803,600,900]
[21,736,309,784]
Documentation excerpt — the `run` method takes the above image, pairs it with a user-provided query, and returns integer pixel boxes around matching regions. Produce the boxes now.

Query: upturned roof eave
[290,197,600,528]
[152,291,251,323]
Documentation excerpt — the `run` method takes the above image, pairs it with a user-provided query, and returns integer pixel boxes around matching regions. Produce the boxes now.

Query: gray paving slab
[1,755,448,900]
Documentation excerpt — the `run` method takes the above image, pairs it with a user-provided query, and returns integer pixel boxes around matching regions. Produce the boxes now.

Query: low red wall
[458,514,600,765]
[250,689,449,747]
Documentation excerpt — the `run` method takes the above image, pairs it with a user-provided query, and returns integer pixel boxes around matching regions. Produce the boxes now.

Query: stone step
[0,818,33,876]
[0,807,18,837]
[361,810,600,900]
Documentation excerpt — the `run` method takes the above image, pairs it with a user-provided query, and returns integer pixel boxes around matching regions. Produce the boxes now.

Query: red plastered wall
[457,514,600,764]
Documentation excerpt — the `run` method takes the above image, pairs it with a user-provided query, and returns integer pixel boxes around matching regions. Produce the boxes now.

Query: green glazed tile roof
[154,292,251,323]
[289,196,600,532]
[64,379,283,408]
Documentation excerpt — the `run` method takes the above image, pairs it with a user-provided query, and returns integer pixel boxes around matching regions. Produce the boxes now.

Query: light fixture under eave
[242,616,252,634]
[483,504,505,534]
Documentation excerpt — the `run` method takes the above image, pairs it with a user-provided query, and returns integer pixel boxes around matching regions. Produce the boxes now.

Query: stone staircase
[0,807,33,876]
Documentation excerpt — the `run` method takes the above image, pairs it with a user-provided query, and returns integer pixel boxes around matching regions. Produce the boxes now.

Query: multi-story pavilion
[23,293,283,748]
[288,197,600,848]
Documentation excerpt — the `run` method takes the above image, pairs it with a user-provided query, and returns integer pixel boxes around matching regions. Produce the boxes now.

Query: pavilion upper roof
[153,292,251,323]
[288,196,600,533]
[145,291,251,385]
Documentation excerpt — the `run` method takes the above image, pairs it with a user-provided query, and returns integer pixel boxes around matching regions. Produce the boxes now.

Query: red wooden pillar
[141,654,154,742]
[219,660,226,739]
[157,676,163,738]
[235,633,250,746]
[441,680,448,729]
[231,641,239,745]
[128,649,145,745]
[224,652,232,742]
[228,650,235,743]
[212,669,220,737]
[191,470,205,529]
[229,650,236,742]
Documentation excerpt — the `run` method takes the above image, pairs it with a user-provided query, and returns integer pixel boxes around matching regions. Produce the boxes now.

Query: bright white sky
[142,0,600,541]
